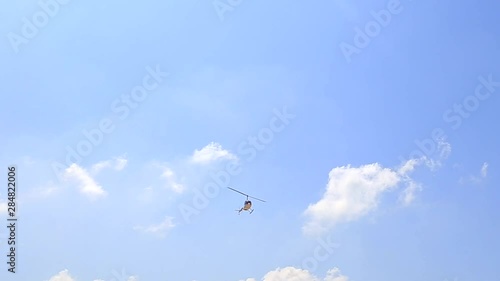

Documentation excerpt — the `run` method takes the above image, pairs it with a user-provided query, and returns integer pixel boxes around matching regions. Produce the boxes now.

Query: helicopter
[227,187,266,214]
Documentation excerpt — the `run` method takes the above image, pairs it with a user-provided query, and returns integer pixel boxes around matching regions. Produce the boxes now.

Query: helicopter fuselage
[243,200,252,210]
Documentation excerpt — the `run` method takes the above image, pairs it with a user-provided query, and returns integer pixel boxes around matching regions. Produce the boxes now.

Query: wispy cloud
[91,156,128,174]
[148,142,238,195]
[63,163,107,200]
[134,216,175,238]
[160,166,184,193]
[27,181,59,199]
[481,162,488,177]
[48,269,138,281]
[242,266,349,281]
[42,156,126,200]
[397,157,421,175]
[323,267,349,281]
[459,162,489,185]
[399,181,423,206]
[397,138,452,205]
[421,138,452,171]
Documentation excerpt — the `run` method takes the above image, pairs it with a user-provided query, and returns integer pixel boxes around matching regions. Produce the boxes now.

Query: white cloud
[396,159,425,206]
[302,139,453,236]
[481,162,488,177]
[324,268,349,281]
[47,269,137,281]
[303,163,402,236]
[303,159,424,236]
[459,162,489,185]
[397,158,420,175]
[27,181,59,199]
[138,142,238,195]
[437,138,452,159]
[160,166,184,193]
[396,139,453,205]
[47,269,75,281]
[63,163,107,200]
[399,181,423,206]
[400,138,452,173]
[242,266,348,281]
[140,161,188,195]
[422,138,452,170]
[95,276,137,281]
[143,142,238,195]
[191,142,238,164]
[263,267,314,281]
[33,158,124,201]
[91,156,128,174]
[134,216,175,238]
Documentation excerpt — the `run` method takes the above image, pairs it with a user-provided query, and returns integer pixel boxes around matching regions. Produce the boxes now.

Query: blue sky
[1,0,499,280]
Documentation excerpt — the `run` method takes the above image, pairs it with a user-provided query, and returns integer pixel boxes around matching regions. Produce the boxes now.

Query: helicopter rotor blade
[248,195,266,202]
[227,187,248,197]
[227,187,266,202]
